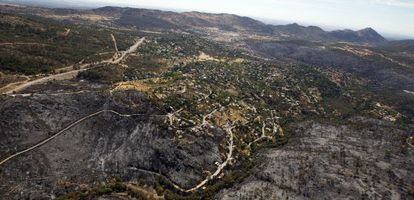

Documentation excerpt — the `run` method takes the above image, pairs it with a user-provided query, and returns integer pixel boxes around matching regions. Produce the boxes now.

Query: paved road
[1,37,146,94]
[3,66,93,94]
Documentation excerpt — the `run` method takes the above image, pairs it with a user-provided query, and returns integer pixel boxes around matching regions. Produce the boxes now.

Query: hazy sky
[11,0,414,38]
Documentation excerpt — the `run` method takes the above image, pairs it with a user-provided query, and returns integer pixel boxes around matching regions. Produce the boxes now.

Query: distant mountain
[0,4,388,44]
[272,23,332,41]
[1,4,414,200]
[271,23,386,44]
[0,0,98,8]
[331,28,387,44]
[93,7,272,33]
[92,6,386,44]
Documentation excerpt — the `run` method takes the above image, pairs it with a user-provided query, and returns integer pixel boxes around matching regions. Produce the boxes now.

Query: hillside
[0,4,413,200]
[92,6,387,44]
[0,4,388,44]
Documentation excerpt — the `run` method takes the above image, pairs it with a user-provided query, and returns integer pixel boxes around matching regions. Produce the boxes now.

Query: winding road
[0,110,159,166]
[0,35,237,191]
[0,108,236,193]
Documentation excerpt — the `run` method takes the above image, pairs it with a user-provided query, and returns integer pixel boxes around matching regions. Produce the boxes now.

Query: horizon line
[1,1,414,40]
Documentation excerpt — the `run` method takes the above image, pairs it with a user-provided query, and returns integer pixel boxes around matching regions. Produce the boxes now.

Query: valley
[0,4,413,200]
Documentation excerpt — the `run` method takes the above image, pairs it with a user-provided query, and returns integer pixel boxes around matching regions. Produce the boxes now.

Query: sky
[7,0,414,38]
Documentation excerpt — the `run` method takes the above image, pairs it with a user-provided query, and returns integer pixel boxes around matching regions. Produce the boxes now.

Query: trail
[0,34,237,192]
[0,110,163,166]
[0,108,236,193]
[111,34,119,53]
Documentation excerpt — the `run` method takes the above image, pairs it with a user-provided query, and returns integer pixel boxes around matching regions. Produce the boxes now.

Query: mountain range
[91,6,387,44]
[0,3,413,200]
[0,1,389,44]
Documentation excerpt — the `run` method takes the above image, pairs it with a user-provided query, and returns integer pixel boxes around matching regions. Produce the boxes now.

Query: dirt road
[0,109,160,166]
[110,37,145,64]
[0,107,236,193]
